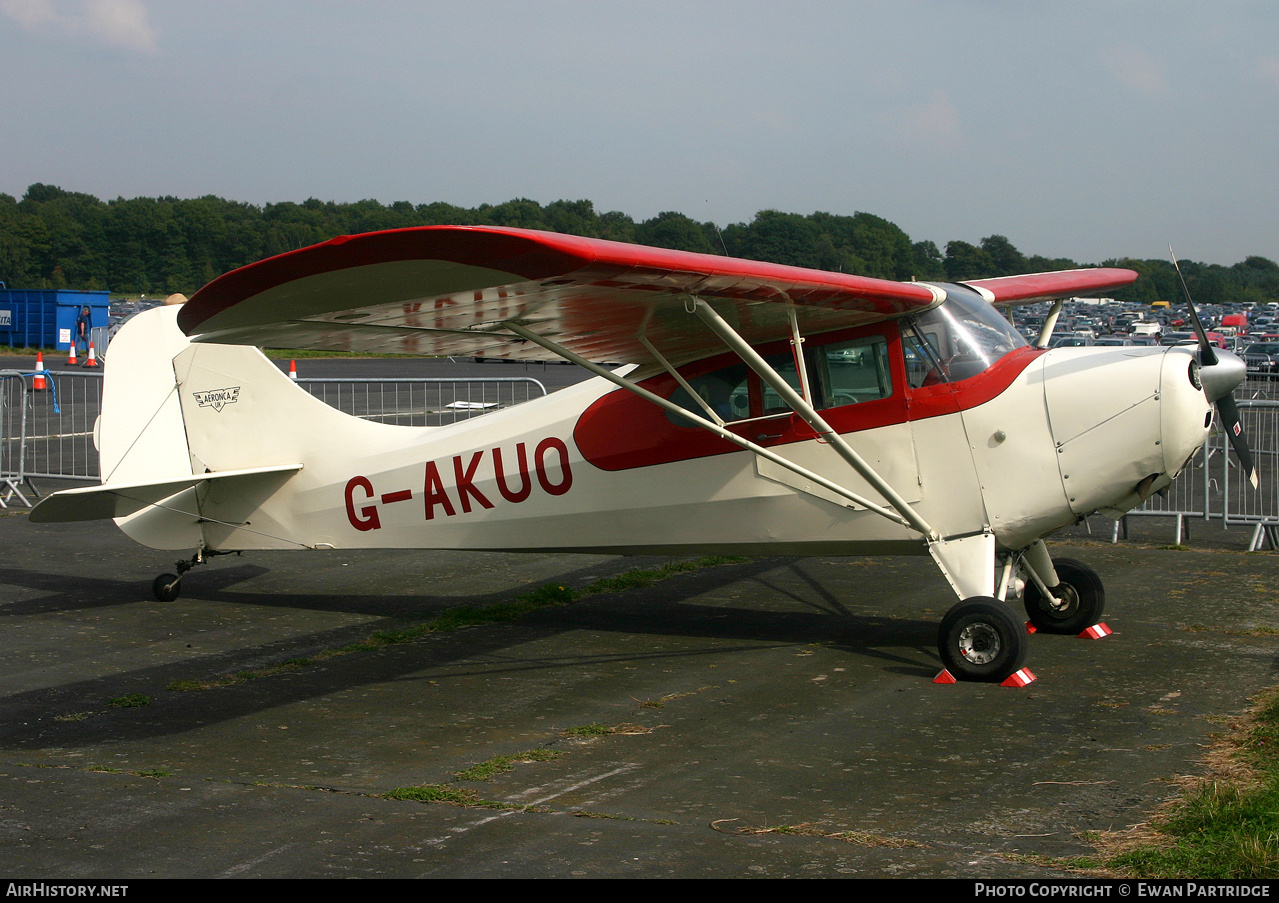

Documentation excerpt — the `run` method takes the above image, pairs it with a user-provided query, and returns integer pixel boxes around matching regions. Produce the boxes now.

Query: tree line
[1,184,1276,306]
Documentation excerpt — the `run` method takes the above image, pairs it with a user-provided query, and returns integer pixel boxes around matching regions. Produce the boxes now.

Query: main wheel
[938,597,1027,682]
[1022,557,1104,635]
[153,573,181,603]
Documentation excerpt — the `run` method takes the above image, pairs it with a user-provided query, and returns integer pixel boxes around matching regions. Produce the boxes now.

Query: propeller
[1170,248,1259,489]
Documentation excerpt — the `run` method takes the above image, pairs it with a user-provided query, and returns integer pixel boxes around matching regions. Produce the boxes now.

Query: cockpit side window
[666,333,895,426]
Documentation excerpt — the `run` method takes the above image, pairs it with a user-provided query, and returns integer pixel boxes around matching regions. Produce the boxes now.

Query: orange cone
[33,352,47,391]
[66,344,77,366]
[289,360,298,380]
[84,342,98,368]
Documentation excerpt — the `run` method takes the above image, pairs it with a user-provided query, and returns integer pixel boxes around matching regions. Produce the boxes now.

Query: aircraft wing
[962,268,1138,305]
[179,226,946,366]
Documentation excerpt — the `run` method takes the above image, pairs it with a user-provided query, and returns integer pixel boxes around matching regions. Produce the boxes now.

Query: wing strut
[689,299,937,540]
[1035,299,1065,349]
[501,320,919,530]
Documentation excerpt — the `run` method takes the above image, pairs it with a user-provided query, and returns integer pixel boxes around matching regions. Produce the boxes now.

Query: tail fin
[32,306,339,551]
[34,305,447,552]
[33,306,307,549]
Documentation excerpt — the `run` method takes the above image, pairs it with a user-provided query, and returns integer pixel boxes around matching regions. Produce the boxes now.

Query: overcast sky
[1,1,1275,267]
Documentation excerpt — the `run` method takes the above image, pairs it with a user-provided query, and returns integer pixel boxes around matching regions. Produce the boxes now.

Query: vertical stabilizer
[98,306,204,549]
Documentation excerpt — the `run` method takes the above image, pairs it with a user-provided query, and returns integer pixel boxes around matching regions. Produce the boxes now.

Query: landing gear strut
[151,549,237,602]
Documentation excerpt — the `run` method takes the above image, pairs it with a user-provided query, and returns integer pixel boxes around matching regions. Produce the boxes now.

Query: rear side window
[820,336,892,405]
[666,334,894,426]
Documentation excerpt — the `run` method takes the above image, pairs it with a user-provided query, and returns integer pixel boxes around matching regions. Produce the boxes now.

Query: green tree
[911,240,946,280]
[723,210,819,267]
[543,199,602,237]
[944,240,995,281]
[980,234,1028,276]
[635,211,718,254]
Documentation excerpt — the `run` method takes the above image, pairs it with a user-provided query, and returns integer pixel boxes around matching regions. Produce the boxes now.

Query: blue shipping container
[0,290,110,350]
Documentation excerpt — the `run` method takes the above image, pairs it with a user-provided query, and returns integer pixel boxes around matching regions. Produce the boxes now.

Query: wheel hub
[958,622,1001,665]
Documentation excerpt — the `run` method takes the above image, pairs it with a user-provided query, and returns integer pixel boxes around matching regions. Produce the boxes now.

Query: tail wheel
[1023,557,1104,635]
[153,573,181,603]
[938,597,1027,682]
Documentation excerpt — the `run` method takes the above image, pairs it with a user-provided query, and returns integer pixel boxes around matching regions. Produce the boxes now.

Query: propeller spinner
[1170,249,1259,489]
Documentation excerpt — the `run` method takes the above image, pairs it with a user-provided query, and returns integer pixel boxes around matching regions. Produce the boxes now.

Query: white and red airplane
[29,227,1255,682]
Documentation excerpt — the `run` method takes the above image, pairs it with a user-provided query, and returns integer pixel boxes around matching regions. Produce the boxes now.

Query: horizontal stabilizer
[28,464,303,524]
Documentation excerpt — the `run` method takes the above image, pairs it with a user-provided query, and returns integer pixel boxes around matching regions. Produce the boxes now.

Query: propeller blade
[1215,393,1260,490]
[1169,247,1218,367]
[1169,247,1258,488]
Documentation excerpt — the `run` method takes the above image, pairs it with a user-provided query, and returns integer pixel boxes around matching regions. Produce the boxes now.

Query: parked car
[1242,342,1279,380]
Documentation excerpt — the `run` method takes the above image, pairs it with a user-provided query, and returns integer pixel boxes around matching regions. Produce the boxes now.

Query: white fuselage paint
[109,307,1211,563]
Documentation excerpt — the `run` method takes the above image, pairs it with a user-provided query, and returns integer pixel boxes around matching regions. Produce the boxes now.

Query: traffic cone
[289,360,298,380]
[66,344,77,366]
[84,342,98,368]
[33,352,46,391]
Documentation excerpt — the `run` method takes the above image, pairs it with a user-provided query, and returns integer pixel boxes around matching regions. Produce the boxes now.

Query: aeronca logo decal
[192,387,241,412]
[344,438,573,531]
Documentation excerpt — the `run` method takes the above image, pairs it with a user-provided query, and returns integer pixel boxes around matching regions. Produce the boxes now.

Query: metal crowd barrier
[294,376,547,426]
[0,370,38,507]
[1222,398,1279,549]
[20,369,102,482]
[1113,377,1279,548]
[90,326,111,360]
[0,370,548,507]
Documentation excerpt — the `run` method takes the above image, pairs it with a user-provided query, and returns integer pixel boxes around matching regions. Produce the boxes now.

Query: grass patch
[85,765,169,779]
[166,679,206,692]
[107,694,151,708]
[0,345,58,357]
[384,784,479,805]
[382,784,526,810]
[562,723,615,739]
[710,820,920,847]
[635,688,707,709]
[1080,686,1279,878]
[454,749,559,782]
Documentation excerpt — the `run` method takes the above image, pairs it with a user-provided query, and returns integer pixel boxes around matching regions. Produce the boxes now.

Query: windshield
[902,286,1028,387]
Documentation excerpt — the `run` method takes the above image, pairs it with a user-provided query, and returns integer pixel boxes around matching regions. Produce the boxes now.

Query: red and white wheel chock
[932,667,1037,687]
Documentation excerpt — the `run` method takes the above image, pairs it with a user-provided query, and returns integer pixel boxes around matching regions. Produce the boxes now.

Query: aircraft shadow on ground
[0,557,944,750]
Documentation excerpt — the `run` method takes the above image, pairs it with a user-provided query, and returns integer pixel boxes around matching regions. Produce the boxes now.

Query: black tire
[1022,557,1105,635]
[938,597,1027,682]
[153,573,181,603]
